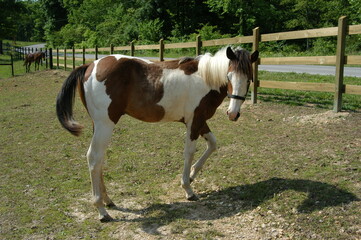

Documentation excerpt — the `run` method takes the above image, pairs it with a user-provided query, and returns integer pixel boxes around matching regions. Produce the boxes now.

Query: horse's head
[226,47,258,121]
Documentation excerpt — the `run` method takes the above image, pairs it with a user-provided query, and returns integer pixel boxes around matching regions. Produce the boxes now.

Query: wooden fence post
[130,41,135,56]
[196,35,202,56]
[56,48,59,69]
[251,27,260,104]
[333,16,347,113]
[64,48,67,70]
[110,44,114,55]
[10,54,14,77]
[72,46,75,69]
[159,39,164,61]
[82,46,85,65]
[95,45,98,60]
[49,48,53,69]
[45,48,48,69]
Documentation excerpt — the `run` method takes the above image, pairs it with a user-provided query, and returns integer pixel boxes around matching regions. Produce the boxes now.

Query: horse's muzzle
[227,111,240,121]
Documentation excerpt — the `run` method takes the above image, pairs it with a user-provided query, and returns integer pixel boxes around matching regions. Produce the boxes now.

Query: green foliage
[312,38,337,55]
[137,19,164,43]
[0,0,26,40]
[190,24,232,53]
[1,0,361,53]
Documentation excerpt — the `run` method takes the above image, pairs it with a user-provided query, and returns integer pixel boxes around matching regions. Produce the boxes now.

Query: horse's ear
[251,50,259,63]
[226,47,237,60]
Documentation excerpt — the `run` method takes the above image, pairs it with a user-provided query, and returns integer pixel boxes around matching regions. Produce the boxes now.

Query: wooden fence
[0,43,18,76]
[0,54,14,77]
[21,16,361,112]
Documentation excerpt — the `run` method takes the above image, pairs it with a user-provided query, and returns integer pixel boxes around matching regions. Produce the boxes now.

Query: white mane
[197,47,230,90]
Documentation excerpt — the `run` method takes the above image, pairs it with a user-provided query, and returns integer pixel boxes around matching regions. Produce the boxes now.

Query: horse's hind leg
[87,120,115,222]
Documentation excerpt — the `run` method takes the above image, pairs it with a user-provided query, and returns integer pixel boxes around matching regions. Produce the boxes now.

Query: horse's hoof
[106,202,116,208]
[187,195,199,201]
[100,214,114,223]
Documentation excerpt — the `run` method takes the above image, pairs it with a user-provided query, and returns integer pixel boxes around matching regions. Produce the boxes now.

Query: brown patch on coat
[156,58,198,75]
[83,62,94,82]
[78,63,93,111]
[96,56,117,82]
[94,57,165,124]
[190,85,228,140]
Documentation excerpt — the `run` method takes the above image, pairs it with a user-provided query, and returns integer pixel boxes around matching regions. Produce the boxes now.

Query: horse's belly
[158,100,186,122]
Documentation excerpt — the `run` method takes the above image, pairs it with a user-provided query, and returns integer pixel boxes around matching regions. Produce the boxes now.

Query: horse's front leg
[182,125,198,201]
[190,130,217,182]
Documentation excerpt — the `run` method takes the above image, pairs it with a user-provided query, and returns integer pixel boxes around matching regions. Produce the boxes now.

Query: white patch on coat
[83,59,113,124]
[157,69,211,122]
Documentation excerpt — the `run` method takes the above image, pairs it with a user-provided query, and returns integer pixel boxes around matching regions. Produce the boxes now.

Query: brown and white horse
[56,46,258,222]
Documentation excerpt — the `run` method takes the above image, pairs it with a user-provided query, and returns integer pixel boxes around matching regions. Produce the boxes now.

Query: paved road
[259,64,361,78]
[24,43,46,50]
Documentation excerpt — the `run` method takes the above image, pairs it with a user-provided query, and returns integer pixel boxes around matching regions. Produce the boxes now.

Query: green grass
[3,39,44,47]
[0,70,360,239]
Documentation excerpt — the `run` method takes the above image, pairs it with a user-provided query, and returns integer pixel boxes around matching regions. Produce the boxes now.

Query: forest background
[1,0,361,55]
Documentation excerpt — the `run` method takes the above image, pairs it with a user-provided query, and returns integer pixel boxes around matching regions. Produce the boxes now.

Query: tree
[40,0,68,46]
[0,0,26,41]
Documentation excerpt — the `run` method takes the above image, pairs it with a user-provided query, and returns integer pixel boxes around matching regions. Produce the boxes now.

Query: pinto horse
[56,46,258,222]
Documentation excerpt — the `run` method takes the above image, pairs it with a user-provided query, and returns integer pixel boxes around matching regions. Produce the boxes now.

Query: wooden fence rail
[17,16,361,112]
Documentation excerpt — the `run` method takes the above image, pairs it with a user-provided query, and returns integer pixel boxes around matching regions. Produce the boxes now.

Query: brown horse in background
[34,51,46,70]
[24,53,35,73]
[24,51,46,72]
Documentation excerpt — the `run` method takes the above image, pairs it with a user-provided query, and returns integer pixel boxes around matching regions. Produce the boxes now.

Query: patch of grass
[0,70,360,239]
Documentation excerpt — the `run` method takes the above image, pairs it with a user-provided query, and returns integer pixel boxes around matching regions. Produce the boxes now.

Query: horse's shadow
[111,178,359,234]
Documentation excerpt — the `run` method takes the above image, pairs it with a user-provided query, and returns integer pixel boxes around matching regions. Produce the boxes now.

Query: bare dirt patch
[283,110,350,125]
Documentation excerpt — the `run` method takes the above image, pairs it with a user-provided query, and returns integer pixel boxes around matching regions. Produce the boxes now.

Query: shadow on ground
[111,178,359,234]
